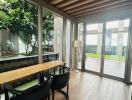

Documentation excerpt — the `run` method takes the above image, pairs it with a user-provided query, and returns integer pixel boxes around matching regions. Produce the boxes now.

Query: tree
[0,0,10,30]
[0,0,54,55]
[43,10,54,46]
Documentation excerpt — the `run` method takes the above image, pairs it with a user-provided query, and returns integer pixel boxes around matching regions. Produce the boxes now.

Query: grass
[86,53,125,61]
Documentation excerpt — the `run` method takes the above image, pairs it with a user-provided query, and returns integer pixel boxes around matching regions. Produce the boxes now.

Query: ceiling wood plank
[55,0,80,8]
[32,0,75,21]
[60,0,95,11]
[70,0,129,16]
[50,0,64,5]
[65,0,109,13]
[74,1,132,18]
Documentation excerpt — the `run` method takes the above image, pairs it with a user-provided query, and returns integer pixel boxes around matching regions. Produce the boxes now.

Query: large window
[0,0,56,72]
[0,0,38,57]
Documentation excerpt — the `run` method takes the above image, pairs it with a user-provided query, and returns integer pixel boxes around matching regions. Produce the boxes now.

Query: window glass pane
[0,0,39,72]
[87,24,98,31]
[54,15,63,60]
[43,10,54,53]
[106,21,118,29]
[111,34,118,46]
[86,35,98,45]
[124,19,130,27]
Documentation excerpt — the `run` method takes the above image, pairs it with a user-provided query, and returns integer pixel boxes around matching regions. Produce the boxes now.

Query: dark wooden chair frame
[49,65,70,100]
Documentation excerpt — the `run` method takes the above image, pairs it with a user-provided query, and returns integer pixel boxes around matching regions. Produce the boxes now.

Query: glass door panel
[85,23,103,72]
[104,19,130,78]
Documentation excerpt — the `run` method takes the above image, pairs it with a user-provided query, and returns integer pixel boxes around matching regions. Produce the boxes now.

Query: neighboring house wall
[18,38,32,53]
[0,30,19,53]
[0,29,10,50]
[11,34,19,53]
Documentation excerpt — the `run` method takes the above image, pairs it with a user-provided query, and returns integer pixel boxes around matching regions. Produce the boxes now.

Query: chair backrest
[51,67,70,90]
[6,76,52,100]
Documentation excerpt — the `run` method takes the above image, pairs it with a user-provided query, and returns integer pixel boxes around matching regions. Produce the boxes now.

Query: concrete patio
[78,57,125,78]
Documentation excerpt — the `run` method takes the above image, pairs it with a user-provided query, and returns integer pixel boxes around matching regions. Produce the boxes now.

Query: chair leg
[47,94,50,100]
[67,84,69,100]
[4,87,9,100]
[67,84,69,96]
[52,90,54,100]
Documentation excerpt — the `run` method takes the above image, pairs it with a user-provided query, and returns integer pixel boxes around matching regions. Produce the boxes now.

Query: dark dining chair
[49,66,70,100]
[4,75,53,100]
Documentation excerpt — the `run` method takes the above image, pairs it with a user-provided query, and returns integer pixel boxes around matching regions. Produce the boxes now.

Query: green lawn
[86,53,125,61]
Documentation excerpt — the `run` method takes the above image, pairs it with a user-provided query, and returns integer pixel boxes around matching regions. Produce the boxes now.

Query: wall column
[125,18,132,83]
[70,22,73,69]
[100,22,106,75]
[81,22,86,71]
[62,18,67,61]
[73,22,78,69]
[38,5,43,64]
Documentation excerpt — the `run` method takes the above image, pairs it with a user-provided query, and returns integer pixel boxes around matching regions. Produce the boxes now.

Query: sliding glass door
[104,19,130,78]
[85,23,103,72]
[82,18,131,81]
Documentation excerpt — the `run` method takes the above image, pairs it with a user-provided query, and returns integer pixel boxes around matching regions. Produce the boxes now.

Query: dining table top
[0,60,64,85]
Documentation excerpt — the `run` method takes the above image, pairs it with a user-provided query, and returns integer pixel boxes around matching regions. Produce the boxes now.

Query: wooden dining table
[0,60,65,100]
[0,60,64,85]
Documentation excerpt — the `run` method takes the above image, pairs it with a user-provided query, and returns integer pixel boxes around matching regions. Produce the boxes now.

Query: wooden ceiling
[44,0,132,19]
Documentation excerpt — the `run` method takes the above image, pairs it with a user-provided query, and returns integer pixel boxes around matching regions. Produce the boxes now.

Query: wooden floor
[54,71,131,100]
[0,71,131,100]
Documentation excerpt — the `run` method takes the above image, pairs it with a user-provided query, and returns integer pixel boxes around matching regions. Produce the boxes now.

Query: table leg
[38,73,44,85]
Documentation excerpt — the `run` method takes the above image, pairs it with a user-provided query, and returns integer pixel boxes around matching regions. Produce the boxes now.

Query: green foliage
[0,0,54,55]
[0,10,10,30]
[0,1,10,30]
[43,10,54,45]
